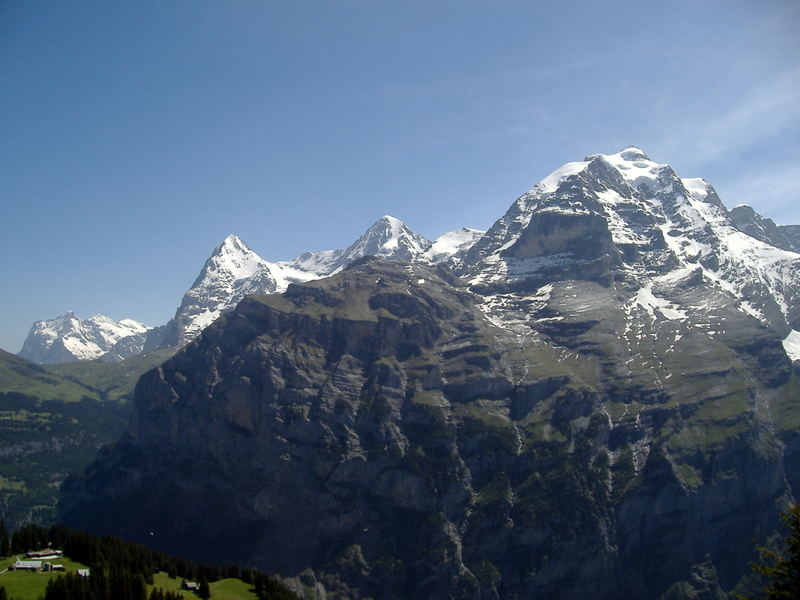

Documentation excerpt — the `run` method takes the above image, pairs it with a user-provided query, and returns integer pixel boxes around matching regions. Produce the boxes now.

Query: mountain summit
[161,234,281,347]
[329,215,433,271]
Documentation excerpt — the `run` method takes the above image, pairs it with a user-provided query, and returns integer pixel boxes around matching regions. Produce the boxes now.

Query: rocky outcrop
[729,204,796,252]
[779,224,800,253]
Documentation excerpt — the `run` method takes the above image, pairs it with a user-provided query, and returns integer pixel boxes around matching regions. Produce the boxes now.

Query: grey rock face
[729,204,796,252]
[101,331,149,362]
[778,224,800,253]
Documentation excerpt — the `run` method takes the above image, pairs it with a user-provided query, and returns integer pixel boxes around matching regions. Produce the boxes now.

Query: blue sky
[1,0,798,353]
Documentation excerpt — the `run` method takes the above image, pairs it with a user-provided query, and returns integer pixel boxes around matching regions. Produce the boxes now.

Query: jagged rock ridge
[729,204,800,252]
[156,216,476,348]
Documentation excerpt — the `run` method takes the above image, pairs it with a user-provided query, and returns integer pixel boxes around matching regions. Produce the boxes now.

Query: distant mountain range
[59,147,800,599]
[18,217,486,364]
[18,312,150,363]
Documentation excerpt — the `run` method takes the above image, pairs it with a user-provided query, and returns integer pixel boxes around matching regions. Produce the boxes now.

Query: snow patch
[783,330,800,361]
[595,189,650,245]
[533,161,589,194]
[628,284,688,321]
[425,227,485,263]
[681,178,711,201]
[596,148,667,189]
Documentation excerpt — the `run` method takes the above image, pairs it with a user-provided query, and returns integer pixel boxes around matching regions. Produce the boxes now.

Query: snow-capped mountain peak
[167,235,281,345]
[728,204,798,252]
[462,146,800,344]
[353,215,429,257]
[158,219,437,347]
[220,232,244,248]
[522,146,663,200]
[379,214,403,234]
[19,312,151,363]
[195,234,266,285]
[322,215,432,274]
[589,146,672,193]
[615,145,651,161]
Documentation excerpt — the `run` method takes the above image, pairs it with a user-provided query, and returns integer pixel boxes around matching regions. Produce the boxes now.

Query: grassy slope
[0,555,90,599]
[0,347,175,404]
[0,349,100,403]
[0,565,259,600]
[43,348,177,402]
[0,348,176,528]
[150,572,259,599]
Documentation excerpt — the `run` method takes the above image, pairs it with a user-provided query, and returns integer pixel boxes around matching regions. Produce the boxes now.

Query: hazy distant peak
[18,312,150,363]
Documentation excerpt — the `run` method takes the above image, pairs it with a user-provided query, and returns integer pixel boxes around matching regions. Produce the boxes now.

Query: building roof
[26,548,63,558]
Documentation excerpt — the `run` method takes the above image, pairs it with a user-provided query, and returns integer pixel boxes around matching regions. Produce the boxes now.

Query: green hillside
[0,350,101,403]
[0,565,262,600]
[0,348,175,528]
[44,348,175,403]
[0,554,90,600]
[0,524,299,600]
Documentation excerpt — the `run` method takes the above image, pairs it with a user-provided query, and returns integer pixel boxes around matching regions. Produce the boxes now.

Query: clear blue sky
[1,0,798,352]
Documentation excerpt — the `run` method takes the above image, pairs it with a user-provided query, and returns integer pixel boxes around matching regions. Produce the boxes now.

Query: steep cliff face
[61,257,798,600]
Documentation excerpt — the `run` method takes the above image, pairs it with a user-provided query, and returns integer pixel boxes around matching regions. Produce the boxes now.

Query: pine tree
[746,504,800,599]
[198,576,211,600]
[0,521,9,557]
